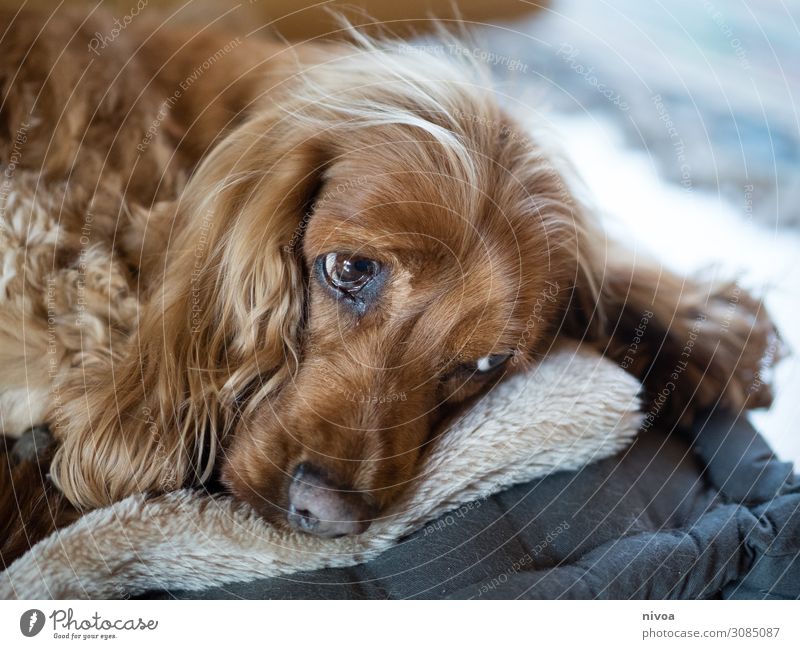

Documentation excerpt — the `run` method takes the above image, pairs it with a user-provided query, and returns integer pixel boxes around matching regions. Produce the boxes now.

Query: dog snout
[287,462,373,538]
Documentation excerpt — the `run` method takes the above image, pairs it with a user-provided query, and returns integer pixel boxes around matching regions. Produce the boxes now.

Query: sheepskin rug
[0,342,641,599]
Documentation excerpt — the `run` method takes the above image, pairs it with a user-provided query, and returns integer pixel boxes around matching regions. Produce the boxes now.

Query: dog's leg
[570,253,782,427]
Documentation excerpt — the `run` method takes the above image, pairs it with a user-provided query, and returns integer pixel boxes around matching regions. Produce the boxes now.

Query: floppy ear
[50,115,327,509]
[562,215,782,426]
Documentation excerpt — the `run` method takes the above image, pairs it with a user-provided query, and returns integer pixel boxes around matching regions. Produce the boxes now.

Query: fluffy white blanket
[0,343,641,599]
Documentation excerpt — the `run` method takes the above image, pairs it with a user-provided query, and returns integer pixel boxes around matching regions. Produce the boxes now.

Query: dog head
[51,35,597,534]
[189,40,593,536]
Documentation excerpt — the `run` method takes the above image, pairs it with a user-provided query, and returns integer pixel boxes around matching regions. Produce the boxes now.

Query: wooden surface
[1,1,544,39]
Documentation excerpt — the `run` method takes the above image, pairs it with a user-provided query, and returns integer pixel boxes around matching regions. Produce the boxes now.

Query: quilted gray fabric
[145,411,800,599]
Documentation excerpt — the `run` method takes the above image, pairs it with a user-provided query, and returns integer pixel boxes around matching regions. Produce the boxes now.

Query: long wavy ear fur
[50,109,326,508]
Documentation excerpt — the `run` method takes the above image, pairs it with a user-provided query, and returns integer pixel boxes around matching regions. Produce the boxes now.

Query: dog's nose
[287,463,372,537]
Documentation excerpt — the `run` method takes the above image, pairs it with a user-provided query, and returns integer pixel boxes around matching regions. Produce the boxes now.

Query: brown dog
[0,5,780,553]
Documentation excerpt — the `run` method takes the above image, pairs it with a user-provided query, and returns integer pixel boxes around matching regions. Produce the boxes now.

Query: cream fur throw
[0,343,641,599]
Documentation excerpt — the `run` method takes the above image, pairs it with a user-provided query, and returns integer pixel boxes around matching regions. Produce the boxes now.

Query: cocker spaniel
[0,7,780,552]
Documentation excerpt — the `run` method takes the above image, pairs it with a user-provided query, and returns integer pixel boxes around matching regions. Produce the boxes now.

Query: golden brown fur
[0,6,781,546]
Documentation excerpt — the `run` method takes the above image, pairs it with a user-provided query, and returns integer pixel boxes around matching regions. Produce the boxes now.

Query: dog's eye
[442,352,513,384]
[322,253,380,293]
[475,353,512,373]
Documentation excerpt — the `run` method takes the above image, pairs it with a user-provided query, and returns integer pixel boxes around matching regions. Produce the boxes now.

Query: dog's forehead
[304,160,525,263]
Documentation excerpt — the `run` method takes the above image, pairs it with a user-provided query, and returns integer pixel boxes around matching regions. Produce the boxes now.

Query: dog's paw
[687,281,785,416]
[11,425,53,465]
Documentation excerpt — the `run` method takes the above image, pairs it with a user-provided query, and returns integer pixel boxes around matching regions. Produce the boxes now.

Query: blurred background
[6,0,799,459]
